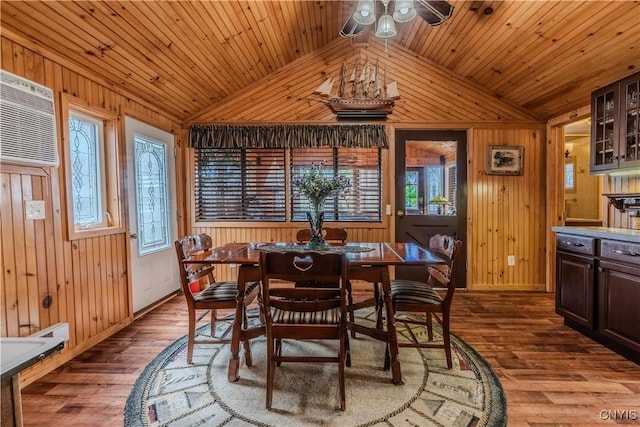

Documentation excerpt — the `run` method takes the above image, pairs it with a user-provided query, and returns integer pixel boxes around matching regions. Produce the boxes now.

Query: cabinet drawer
[600,240,640,265]
[556,234,596,256]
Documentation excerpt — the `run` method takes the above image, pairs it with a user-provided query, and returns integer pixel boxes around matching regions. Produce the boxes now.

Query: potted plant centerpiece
[293,163,351,249]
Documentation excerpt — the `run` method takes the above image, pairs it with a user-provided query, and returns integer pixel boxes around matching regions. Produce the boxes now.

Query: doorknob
[396,210,405,217]
[130,233,138,239]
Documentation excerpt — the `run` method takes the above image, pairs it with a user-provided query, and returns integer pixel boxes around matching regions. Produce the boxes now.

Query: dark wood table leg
[228,265,248,382]
[228,264,261,382]
[380,266,403,385]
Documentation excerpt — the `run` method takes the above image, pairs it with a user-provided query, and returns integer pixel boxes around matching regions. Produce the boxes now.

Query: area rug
[125,309,506,427]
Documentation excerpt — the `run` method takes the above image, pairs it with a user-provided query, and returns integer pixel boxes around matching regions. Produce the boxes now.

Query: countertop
[552,226,640,243]
[1,337,65,381]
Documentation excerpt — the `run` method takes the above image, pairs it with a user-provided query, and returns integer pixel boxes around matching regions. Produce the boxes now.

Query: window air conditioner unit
[0,70,59,167]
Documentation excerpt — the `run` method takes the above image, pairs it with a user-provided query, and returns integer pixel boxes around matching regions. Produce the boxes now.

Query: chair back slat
[296,228,348,245]
[175,234,216,296]
[437,240,463,304]
[429,234,454,262]
[180,233,213,258]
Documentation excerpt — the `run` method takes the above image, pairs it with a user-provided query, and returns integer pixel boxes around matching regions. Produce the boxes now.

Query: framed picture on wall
[486,145,524,175]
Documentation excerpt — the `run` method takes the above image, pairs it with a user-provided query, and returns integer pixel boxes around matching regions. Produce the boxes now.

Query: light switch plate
[25,200,46,220]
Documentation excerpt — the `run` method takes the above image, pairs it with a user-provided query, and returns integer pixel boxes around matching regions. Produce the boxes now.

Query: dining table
[182,241,446,385]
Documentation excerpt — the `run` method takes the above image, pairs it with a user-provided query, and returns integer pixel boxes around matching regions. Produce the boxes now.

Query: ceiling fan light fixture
[393,0,417,23]
[353,0,377,25]
[375,14,397,38]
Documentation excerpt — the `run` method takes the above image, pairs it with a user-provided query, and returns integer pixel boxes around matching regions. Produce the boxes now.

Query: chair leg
[257,289,266,325]
[266,337,275,410]
[375,283,384,330]
[242,306,253,367]
[347,280,356,338]
[426,312,434,341]
[442,311,452,369]
[210,309,217,337]
[275,339,282,366]
[339,330,346,411]
[383,342,390,371]
[187,309,196,364]
[345,333,351,367]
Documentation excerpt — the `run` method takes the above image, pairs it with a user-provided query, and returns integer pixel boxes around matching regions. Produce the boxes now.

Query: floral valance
[188,124,389,149]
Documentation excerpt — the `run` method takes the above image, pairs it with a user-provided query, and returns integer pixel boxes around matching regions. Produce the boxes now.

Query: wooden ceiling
[1,1,638,123]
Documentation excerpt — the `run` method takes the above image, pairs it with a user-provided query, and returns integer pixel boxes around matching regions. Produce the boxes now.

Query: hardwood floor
[20,291,640,426]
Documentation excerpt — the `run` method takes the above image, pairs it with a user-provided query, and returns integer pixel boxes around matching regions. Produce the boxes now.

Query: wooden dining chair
[295,227,348,245]
[259,250,350,411]
[296,227,362,333]
[389,239,463,369]
[174,234,260,364]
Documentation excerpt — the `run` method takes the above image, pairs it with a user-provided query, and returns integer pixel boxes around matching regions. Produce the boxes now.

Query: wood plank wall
[604,175,640,228]
[2,32,637,387]
[187,39,548,290]
[0,36,180,386]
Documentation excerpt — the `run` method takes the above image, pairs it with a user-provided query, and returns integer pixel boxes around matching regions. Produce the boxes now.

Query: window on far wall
[290,147,382,222]
[194,148,286,221]
[426,165,444,214]
[564,156,576,192]
[62,94,123,239]
[192,146,382,222]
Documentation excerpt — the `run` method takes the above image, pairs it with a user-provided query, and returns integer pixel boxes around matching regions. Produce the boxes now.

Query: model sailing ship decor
[314,58,399,119]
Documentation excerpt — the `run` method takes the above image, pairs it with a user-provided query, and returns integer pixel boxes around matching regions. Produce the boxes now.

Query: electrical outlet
[25,200,46,220]
[507,255,516,266]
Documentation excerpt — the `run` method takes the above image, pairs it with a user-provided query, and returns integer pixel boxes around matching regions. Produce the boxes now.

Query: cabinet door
[591,83,618,172]
[618,72,640,170]
[598,260,640,354]
[556,252,595,328]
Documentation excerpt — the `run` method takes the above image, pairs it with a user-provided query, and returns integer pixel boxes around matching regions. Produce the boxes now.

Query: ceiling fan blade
[416,0,455,26]
[340,15,367,38]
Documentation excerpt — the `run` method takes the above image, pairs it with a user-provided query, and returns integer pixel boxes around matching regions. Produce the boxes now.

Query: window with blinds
[194,148,286,221]
[447,165,457,210]
[290,147,382,222]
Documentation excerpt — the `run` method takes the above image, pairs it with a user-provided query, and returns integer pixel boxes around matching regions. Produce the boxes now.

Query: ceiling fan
[340,0,454,38]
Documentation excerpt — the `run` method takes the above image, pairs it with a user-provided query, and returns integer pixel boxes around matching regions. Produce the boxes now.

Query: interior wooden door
[394,129,467,287]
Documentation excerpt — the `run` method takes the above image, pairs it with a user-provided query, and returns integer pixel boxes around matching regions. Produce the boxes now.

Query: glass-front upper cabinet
[591,85,617,171]
[621,75,640,167]
[591,71,640,174]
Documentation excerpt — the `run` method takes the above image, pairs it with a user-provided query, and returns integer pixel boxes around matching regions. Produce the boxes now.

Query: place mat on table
[255,243,375,253]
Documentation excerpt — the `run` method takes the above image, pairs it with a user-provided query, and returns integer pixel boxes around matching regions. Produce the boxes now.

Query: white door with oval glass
[125,117,178,313]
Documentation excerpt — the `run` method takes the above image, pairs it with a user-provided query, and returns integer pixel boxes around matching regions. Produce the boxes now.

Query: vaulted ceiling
[1,1,638,123]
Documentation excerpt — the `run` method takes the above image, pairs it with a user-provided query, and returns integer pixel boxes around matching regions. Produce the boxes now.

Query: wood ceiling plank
[443,1,546,76]
[209,1,267,82]
[1,1,185,110]
[482,2,612,89]
[496,3,638,102]
[119,1,233,97]
[38,1,199,114]
[244,1,287,72]
[76,1,203,115]
[174,1,252,93]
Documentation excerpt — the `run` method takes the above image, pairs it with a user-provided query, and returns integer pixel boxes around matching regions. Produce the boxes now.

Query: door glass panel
[405,140,457,216]
[135,135,170,255]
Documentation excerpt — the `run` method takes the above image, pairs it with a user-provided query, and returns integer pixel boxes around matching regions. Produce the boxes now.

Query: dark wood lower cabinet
[555,232,640,363]
[556,252,595,328]
[598,259,640,354]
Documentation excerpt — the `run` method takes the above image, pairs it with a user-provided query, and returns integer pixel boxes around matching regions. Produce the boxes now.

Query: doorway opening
[563,118,602,226]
